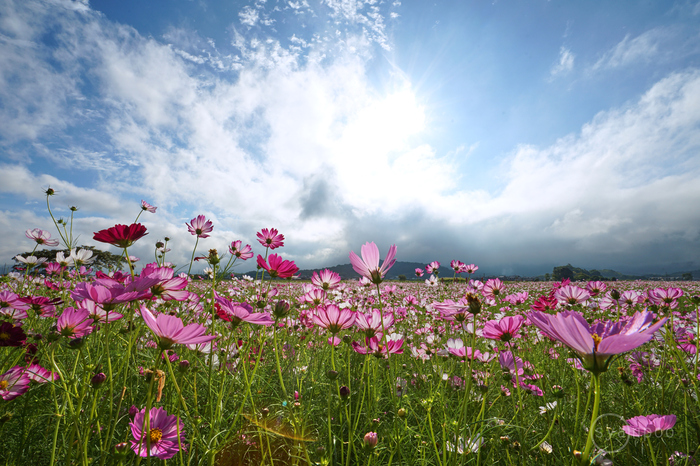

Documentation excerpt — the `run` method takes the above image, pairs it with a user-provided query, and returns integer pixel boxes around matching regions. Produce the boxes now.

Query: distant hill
[235,261,697,281]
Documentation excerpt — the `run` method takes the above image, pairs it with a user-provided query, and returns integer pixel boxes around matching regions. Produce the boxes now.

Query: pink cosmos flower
[313,304,356,334]
[302,288,326,306]
[650,287,684,309]
[464,264,479,274]
[94,224,148,248]
[355,308,394,338]
[352,334,404,357]
[256,254,299,279]
[130,406,185,459]
[186,215,214,238]
[504,292,529,305]
[432,299,470,322]
[622,414,676,437]
[586,281,607,296]
[0,366,30,400]
[482,278,506,299]
[554,285,591,305]
[140,305,216,350]
[57,307,93,338]
[141,200,157,213]
[482,315,524,343]
[76,300,124,323]
[23,364,60,383]
[141,264,190,301]
[450,260,466,273]
[414,268,424,277]
[311,269,342,290]
[528,310,667,374]
[256,228,285,249]
[425,261,441,274]
[229,241,254,260]
[25,229,59,247]
[349,242,397,285]
[214,297,273,327]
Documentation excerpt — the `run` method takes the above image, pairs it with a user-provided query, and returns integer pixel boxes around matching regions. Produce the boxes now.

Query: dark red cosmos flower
[93,223,148,248]
[0,322,26,347]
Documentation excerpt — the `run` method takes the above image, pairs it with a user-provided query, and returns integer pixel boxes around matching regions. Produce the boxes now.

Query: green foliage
[397,274,407,281]
[13,246,126,271]
[552,264,574,281]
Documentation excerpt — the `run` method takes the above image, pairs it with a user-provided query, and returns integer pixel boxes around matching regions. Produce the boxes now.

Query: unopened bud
[363,432,378,448]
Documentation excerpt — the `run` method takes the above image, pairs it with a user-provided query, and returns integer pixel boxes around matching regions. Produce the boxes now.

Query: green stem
[580,372,602,464]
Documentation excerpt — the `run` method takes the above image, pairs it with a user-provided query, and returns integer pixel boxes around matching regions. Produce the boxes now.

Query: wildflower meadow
[1,191,699,466]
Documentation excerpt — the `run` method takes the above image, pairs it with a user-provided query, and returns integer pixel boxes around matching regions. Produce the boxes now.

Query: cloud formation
[0,0,699,276]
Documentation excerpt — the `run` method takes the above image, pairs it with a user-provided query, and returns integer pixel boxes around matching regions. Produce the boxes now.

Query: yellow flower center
[149,428,162,443]
[591,333,602,351]
[0,332,10,340]
[0,380,8,390]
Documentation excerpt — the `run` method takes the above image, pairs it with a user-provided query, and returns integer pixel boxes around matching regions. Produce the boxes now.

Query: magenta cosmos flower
[482,278,506,299]
[186,215,214,238]
[482,315,524,343]
[94,223,148,248]
[425,261,440,274]
[57,307,93,338]
[229,240,253,260]
[256,254,299,278]
[257,228,285,249]
[130,406,185,459]
[622,414,676,437]
[25,228,59,247]
[349,242,397,285]
[528,310,667,374]
[140,305,216,350]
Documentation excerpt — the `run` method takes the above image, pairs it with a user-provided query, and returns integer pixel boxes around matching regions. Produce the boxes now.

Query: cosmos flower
[349,242,397,285]
[14,255,47,268]
[527,310,667,374]
[256,254,299,279]
[355,308,394,338]
[229,240,254,260]
[140,305,216,350]
[186,215,214,238]
[622,414,676,437]
[425,261,441,274]
[214,297,274,327]
[554,285,591,306]
[414,268,424,277]
[0,366,30,400]
[313,304,356,334]
[141,200,157,213]
[57,307,93,338]
[25,229,59,247]
[482,278,506,299]
[256,228,285,249]
[0,322,26,346]
[311,269,342,290]
[482,315,524,343]
[130,406,185,459]
[93,223,148,248]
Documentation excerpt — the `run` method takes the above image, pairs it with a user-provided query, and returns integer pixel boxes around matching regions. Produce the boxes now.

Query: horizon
[1,0,699,274]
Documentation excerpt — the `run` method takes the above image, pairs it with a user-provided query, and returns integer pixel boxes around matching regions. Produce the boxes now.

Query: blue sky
[1,0,700,276]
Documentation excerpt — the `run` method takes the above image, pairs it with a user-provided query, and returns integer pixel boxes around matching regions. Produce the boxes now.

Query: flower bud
[128,405,139,418]
[91,372,107,388]
[114,442,129,457]
[327,370,339,380]
[397,408,406,418]
[363,432,378,449]
[339,385,350,398]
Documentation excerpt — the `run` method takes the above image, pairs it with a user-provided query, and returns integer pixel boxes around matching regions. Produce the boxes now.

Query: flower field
[1,196,699,465]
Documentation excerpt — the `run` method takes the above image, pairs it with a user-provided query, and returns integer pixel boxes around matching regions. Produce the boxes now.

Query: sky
[1,0,700,277]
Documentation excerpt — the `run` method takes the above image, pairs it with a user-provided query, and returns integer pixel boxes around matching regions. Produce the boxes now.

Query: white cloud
[549,46,574,79]
[592,28,667,71]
